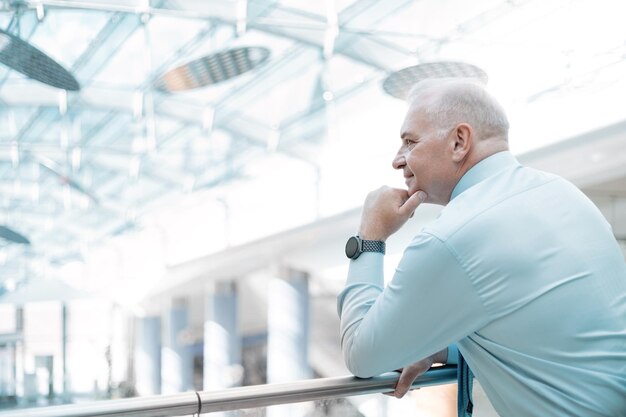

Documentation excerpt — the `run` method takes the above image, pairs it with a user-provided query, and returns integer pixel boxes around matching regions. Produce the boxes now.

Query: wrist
[358,235,387,242]
[357,228,388,242]
[346,235,386,259]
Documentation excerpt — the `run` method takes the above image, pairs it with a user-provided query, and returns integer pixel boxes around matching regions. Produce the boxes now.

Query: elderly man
[338,78,626,416]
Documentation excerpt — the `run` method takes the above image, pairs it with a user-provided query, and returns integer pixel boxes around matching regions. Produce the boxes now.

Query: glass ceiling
[0,0,625,302]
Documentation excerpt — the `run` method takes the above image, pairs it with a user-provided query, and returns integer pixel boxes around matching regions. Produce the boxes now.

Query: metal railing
[0,365,457,417]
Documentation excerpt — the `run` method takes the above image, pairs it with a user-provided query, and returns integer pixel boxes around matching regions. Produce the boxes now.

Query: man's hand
[390,348,448,398]
[358,187,427,241]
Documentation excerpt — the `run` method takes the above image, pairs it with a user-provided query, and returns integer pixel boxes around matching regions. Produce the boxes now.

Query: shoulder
[424,165,565,240]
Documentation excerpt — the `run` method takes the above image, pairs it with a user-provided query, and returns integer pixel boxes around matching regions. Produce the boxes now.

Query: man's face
[393,104,453,204]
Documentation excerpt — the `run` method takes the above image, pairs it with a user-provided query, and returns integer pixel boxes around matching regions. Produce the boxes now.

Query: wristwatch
[345,235,386,259]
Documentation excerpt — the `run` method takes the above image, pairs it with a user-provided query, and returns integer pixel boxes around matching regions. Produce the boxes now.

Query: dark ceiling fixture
[382,61,488,100]
[154,46,270,92]
[0,225,30,245]
[0,28,80,91]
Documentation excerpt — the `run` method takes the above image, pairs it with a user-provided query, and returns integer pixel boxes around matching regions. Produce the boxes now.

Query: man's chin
[408,187,432,204]
[407,186,420,197]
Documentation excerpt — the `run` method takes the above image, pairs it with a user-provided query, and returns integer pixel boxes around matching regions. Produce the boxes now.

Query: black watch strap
[361,239,386,255]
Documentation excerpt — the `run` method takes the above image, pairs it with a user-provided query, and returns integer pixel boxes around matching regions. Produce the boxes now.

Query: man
[337,78,626,416]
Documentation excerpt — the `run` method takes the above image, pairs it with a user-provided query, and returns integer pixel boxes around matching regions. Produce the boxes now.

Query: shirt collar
[450,151,519,201]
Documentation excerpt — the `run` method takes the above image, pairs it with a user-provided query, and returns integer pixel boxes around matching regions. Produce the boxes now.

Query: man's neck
[445,139,510,205]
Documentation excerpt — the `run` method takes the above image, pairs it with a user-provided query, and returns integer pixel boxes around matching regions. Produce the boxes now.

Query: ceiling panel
[0,0,623,296]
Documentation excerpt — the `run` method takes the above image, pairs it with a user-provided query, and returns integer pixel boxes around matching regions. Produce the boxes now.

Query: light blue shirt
[338,151,626,416]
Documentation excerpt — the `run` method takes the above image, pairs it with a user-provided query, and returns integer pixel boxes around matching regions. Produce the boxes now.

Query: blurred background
[0,0,625,415]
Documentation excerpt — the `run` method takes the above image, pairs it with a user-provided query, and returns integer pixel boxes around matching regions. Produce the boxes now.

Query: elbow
[345,356,378,378]
[342,336,379,378]
[349,365,377,379]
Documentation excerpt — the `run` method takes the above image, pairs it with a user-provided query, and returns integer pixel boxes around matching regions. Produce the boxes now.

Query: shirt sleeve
[337,232,490,377]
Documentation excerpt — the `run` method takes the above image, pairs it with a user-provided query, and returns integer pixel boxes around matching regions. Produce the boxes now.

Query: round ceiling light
[154,46,270,92]
[382,61,487,100]
[0,29,80,91]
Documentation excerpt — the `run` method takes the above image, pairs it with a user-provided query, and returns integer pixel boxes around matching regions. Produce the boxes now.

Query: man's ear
[451,123,472,162]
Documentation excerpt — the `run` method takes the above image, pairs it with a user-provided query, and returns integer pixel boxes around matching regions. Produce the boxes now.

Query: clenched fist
[358,186,427,241]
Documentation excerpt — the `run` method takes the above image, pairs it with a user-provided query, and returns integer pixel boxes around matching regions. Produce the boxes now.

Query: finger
[394,382,410,398]
[394,380,411,398]
[399,190,427,217]
[394,369,418,398]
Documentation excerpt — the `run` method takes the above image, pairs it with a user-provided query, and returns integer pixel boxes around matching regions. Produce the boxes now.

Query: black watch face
[345,236,360,259]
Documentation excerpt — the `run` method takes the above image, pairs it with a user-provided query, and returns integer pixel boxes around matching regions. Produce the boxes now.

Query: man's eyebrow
[400,132,417,140]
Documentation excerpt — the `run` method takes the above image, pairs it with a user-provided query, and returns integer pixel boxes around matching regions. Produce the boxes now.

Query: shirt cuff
[346,252,384,286]
[446,344,459,365]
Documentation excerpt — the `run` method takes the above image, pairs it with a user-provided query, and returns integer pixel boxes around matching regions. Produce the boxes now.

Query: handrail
[1,365,457,417]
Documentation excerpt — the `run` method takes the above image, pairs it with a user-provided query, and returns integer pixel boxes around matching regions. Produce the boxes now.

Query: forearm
[337,255,386,377]
[338,234,488,378]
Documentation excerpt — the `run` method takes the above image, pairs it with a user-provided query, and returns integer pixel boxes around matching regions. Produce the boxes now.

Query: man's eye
[405,139,415,148]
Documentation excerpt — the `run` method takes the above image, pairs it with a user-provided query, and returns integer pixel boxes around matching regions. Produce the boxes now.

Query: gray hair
[407,78,509,140]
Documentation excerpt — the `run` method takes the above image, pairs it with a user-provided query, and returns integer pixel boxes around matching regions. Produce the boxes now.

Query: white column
[204,281,241,390]
[162,299,192,393]
[267,268,311,417]
[0,346,8,397]
[15,307,24,401]
[134,316,161,396]
[61,303,68,400]
[109,306,130,394]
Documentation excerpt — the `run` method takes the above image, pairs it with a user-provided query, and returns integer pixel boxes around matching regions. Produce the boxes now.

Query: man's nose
[392,151,405,170]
